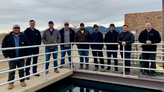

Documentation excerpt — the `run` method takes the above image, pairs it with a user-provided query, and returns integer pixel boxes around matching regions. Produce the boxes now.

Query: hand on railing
[24,58,27,61]
[122,41,126,46]
[6,57,10,62]
[146,40,152,45]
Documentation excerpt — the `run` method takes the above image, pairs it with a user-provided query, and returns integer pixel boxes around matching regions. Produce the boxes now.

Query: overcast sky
[0,0,162,32]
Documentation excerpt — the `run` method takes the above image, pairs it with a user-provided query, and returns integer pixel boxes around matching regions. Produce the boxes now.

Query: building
[125,11,162,37]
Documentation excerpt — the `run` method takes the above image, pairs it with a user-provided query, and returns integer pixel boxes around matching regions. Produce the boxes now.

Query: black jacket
[24,28,41,51]
[59,28,75,47]
[2,32,30,58]
[104,30,119,50]
[139,28,161,51]
[90,31,104,49]
[117,31,134,50]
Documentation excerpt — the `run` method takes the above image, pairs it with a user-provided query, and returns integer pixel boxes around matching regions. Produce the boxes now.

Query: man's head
[29,20,35,29]
[109,23,115,31]
[122,25,128,33]
[64,22,69,30]
[13,24,20,35]
[93,24,98,32]
[48,21,54,29]
[146,22,152,31]
[80,23,85,30]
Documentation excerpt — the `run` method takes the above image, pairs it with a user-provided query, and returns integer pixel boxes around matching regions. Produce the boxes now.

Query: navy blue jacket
[24,28,41,51]
[2,32,30,58]
[104,30,119,50]
[90,31,104,49]
[59,28,75,47]
[139,28,161,51]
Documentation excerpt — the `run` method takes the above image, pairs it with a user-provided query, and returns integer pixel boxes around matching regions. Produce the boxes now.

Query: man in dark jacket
[139,22,161,77]
[104,24,119,72]
[2,25,30,90]
[117,25,134,75]
[59,22,75,67]
[75,23,90,69]
[24,20,41,79]
[91,24,105,72]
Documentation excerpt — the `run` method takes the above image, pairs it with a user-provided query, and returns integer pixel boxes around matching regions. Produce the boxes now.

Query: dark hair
[29,20,35,23]
[123,25,128,28]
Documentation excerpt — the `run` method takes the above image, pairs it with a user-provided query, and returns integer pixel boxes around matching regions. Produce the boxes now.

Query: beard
[80,28,84,30]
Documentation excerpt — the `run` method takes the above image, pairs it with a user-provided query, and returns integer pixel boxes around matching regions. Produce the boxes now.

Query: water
[36,77,161,92]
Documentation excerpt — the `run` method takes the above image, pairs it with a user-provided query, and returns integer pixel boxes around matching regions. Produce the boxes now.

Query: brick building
[125,11,162,37]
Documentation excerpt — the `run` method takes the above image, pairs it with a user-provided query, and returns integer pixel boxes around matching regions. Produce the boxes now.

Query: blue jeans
[60,46,71,64]
[78,50,89,66]
[120,50,131,72]
[25,49,39,75]
[107,51,118,71]
[45,47,58,70]
[142,53,156,74]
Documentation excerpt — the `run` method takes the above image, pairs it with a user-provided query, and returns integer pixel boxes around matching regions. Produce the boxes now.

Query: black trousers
[92,50,104,68]
[8,59,25,84]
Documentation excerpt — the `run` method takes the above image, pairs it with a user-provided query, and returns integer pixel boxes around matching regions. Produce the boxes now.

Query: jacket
[90,31,104,49]
[117,31,134,50]
[104,30,119,50]
[42,28,61,49]
[59,28,75,47]
[2,32,30,59]
[24,28,41,51]
[139,28,161,51]
[74,29,90,49]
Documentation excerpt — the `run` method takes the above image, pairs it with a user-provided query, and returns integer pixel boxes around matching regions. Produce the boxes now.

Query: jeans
[78,50,89,66]
[25,49,39,75]
[92,49,104,68]
[60,46,71,64]
[107,51,118,71]
[45,47,58,70]
[8,60,25,84]
[120,50,131,72]
[142,53,156,74]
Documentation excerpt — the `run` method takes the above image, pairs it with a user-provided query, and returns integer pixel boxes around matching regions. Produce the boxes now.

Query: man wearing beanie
[75,23,90,70]
[104,23,119,72]
[90,24,105,72]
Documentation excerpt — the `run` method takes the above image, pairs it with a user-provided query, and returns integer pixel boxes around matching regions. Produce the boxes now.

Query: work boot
[34,74,40,77]
[54,69,59,73]
[79,65,83,69]
[21,82,26,87]
[85,64,89,70]
[125,72,130,75]
[8,84,13,90]
[101,68,105,72]
[46,71,49,74]
[93,67,98,71]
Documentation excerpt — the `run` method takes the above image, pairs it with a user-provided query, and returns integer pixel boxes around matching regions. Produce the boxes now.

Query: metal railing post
[43,45,46,80]
[71,43,73,70]
[123,46,125,76]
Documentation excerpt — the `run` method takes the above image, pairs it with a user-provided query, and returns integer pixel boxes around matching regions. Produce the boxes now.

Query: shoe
[101,68,105,72]
[125,72,130,75]
[85,64,89,70]
[8,84,13,90]
[142,72,148,76]
[151,74,156,78]
[34,74,40,77]
[54,69,59,73]
[79,65,83,69]
[46,71,49,74]
[21,82,26,87]
[106,67,110,72]
[93,67,98,71]
[26,77,30,80]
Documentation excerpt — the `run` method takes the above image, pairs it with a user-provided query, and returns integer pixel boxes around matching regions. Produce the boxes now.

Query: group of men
[2,20,161,90]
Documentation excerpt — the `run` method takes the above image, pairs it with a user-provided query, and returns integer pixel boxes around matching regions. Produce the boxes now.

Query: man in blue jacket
[2,25,30,90]
[91,24,105,72]
[139,22,161,77]
[24,20,41,80]
[59,22,75,68]
[104,24,119,72]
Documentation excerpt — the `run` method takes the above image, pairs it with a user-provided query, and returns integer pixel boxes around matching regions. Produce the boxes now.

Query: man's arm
[139,31,147,43]
[126,33,134,44]
[117,33,122,44]
[151,31,161,43]
[57,31,61,43]
[2,35,9,58]
[38,30,41,45]
[42,31,47,44]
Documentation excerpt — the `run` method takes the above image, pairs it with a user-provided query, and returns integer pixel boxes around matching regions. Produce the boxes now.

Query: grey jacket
[42,28,61,49]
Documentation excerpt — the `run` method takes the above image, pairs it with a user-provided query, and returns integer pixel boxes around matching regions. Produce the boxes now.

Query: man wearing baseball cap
[90,24,105,72]
[2,25,30,90]
[75,23,90,70]
[104,23,119,72]
[42,21,61,74]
